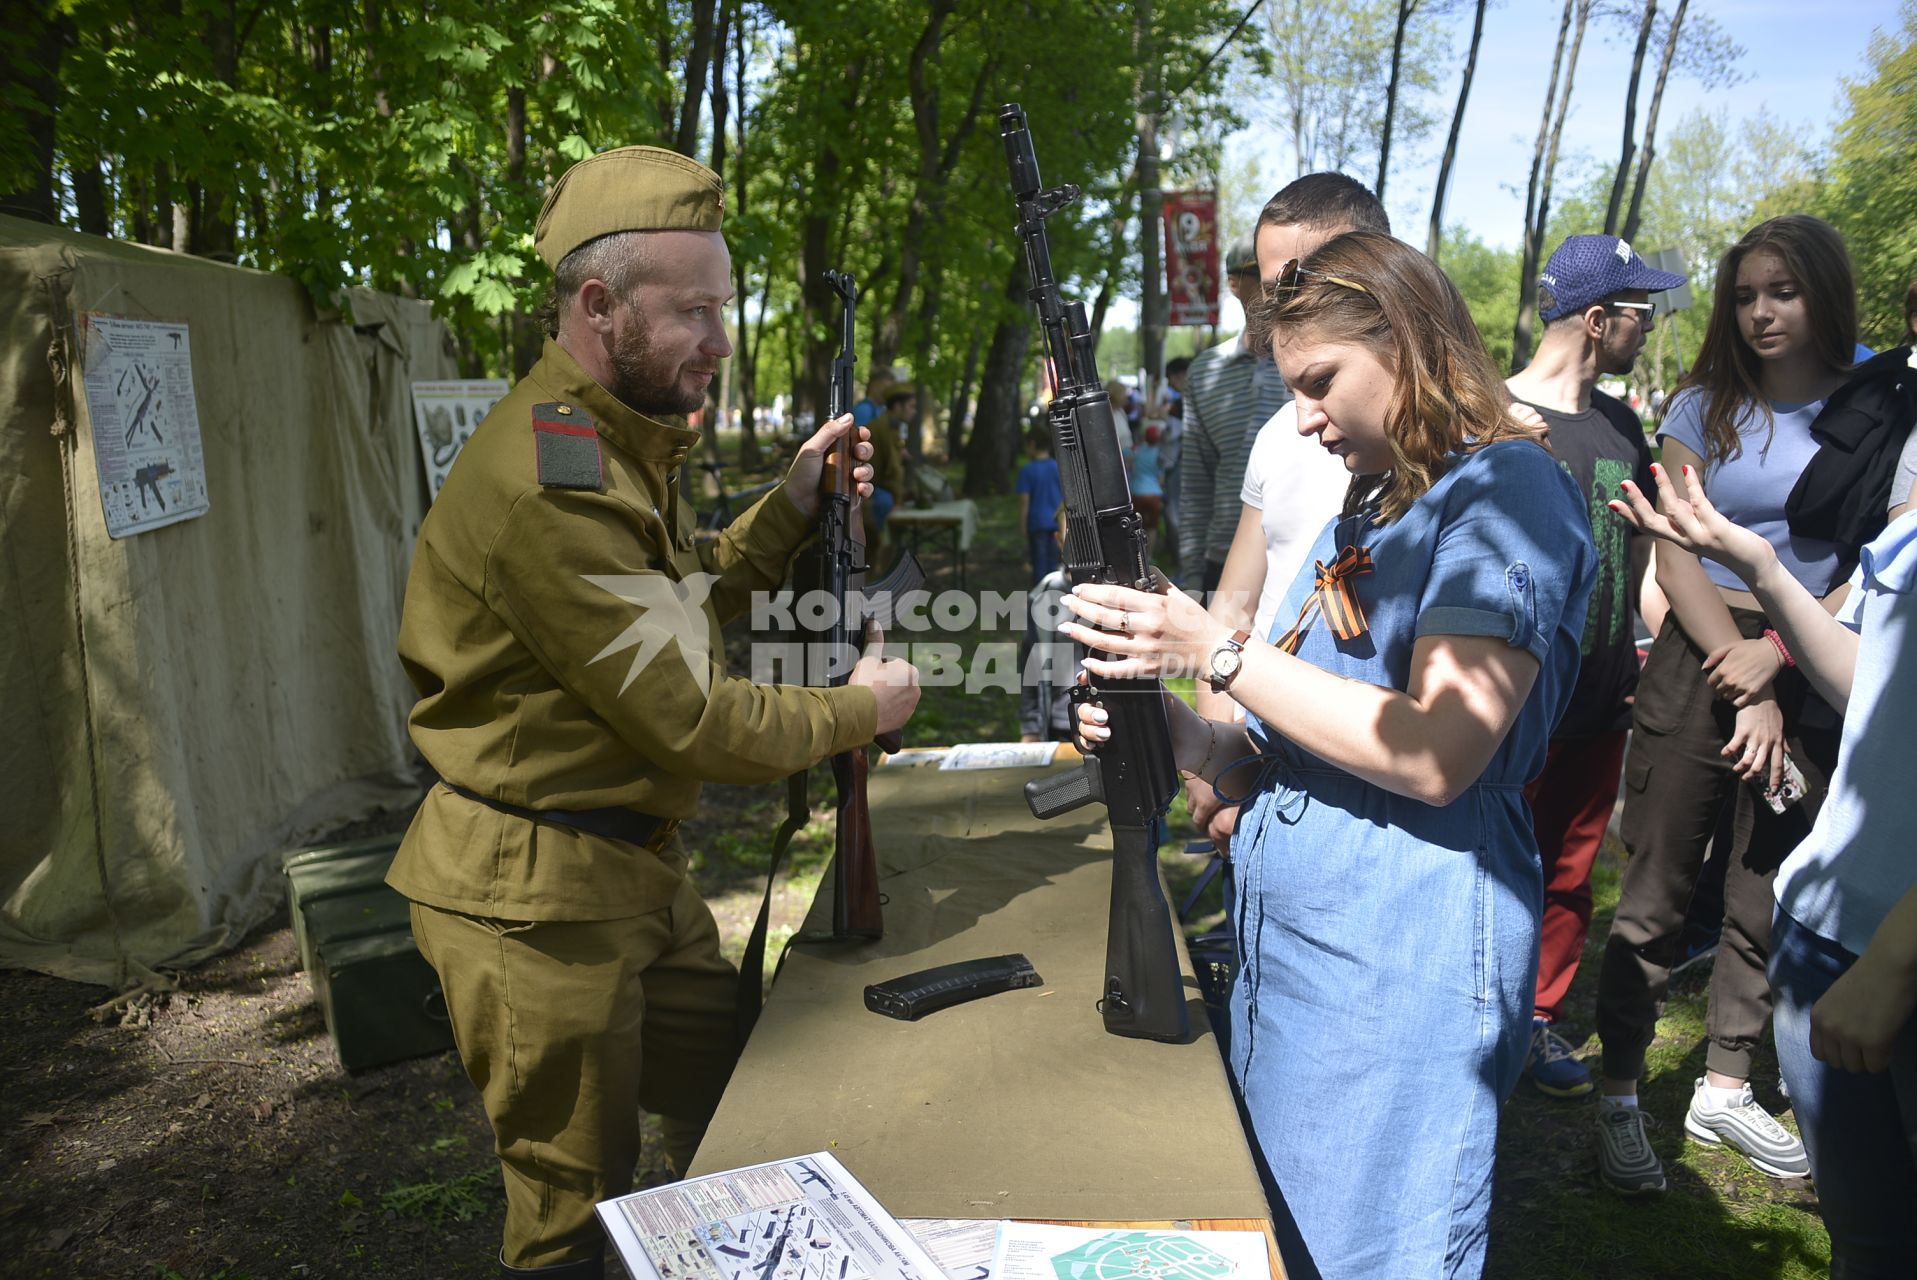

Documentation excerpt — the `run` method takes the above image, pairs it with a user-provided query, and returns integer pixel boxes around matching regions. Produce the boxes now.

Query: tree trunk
[798,159,841,430]
[506,84,543,376]
[709,0,733,181]
[796,66,868,426]
[1510,0,1576,371]
[1087,202,1134,359]
[362,0,392,118]
[147,167,174,246]
[507,87,528,183]
[1426,0,1487,259]
[1135,0,1166,403]
[305,19,332,255]
[73,162,108,236]
[874,0,958,375]
[947,323,983,460]
[963,259,1032,497]
[0,6,66,223]
[190,0,244,259]
[910,264,943,461]
[1623,0,1688,243]
[674,0,718,158]
[731,15,764,470]
[1533,2,1591,260]
[654,22,676,140]
[1376,0,1418,203]
[1604,0,1657,234]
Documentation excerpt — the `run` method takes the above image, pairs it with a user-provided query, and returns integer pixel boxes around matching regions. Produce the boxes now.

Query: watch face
[1212,647,1241,681]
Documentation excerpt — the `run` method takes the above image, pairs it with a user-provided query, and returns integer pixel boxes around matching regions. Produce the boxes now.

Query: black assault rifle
[1000,104,1189,1042]
[809,270,924,939]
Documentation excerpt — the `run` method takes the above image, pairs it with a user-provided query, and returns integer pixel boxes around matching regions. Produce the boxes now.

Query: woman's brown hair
[1248,231,1538,524]
[1670,215,1856,466]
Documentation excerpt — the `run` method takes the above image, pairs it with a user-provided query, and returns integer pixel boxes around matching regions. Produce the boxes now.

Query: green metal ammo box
[282,835,454,1072]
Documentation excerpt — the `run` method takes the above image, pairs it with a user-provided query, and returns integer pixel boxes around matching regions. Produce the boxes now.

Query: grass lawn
[686,463,1830,1277]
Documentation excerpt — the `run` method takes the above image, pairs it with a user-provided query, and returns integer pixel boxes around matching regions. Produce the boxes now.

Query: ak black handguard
[863,954,1043,1021]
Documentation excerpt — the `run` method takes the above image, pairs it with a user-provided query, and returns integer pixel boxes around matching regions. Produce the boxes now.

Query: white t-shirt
[1239,402,1350,638]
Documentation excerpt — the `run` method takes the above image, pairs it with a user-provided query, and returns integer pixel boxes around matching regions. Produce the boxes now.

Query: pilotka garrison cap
[534,145,725,270]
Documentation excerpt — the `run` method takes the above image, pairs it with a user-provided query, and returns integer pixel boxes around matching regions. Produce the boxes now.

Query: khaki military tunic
[389,337,876,922]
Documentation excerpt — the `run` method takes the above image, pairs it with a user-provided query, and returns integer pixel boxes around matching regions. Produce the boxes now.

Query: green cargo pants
[410,867,740,1270]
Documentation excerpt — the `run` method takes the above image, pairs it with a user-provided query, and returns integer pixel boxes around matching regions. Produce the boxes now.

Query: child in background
[1016,427,1064,584]
[1131,424,1165,556]
[1019,508,1076,743]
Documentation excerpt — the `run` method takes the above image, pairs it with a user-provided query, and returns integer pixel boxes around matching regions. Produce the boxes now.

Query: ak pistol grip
[1026,755,1103,820]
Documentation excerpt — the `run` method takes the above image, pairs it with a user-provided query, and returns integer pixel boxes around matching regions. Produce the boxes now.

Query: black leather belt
[442,782,675,849]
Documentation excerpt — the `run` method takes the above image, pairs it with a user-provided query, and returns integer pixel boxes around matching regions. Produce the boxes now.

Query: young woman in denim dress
[1064,233,1596,1280]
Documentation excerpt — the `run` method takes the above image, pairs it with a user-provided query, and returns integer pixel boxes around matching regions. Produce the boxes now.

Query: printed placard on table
[411,379,509,498]
[80,314,210,538]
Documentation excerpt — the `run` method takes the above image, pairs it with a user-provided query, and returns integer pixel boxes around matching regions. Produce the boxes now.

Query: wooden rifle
[809,270,924,940]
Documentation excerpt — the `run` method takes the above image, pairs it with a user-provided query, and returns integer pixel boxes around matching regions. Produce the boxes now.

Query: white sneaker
[1596,1103,1667,1194]
[1683,1077,1809,1179]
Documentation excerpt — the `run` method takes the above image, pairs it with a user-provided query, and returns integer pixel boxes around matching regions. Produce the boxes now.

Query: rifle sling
[737,768,810,1045]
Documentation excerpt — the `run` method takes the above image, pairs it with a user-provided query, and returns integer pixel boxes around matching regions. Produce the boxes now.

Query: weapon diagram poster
[411,379,508,497]
[596,1152,947,1280]
[80,314,210,538]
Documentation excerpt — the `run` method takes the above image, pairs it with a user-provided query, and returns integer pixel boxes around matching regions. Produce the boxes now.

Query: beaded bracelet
[1763,627,1796,668]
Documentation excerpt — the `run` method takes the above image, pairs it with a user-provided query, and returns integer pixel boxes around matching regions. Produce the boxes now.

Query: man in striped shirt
[1178,236,1294,592]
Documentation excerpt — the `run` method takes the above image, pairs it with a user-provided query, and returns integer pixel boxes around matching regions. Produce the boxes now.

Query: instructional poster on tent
[80,314,210,537]
[411,378,508,498]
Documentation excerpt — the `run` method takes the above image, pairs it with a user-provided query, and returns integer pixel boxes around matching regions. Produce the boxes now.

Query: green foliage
[1255,0,1449,179]
[1821,0,1917,347]
[4,0,1252,427]
[1438,227,1522,373]
[379,1169,496,1225]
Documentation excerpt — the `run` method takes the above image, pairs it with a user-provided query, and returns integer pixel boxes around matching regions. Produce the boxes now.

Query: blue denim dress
[1229,441,1596,1280]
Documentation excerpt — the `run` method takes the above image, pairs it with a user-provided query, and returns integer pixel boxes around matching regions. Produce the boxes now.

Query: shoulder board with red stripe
[531,402,603,491]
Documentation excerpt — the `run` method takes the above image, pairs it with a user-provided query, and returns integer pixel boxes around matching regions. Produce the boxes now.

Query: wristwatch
[1205,630,1252,693]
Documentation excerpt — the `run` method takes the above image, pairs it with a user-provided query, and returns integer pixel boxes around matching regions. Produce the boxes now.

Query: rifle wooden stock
[831,742,884,938]
[810,269,890,942]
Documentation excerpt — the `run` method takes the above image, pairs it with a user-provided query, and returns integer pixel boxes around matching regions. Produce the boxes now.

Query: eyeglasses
[1270,257,1370,299]
[1607,300,1657,325]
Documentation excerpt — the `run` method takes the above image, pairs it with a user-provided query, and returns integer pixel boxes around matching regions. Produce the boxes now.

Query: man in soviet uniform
[389,144,921,1279]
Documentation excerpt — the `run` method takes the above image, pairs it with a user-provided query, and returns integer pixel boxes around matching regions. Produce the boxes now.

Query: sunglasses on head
[1270,257,1371,299]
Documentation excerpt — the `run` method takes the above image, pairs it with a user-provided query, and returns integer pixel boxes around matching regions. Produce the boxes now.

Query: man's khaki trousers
[410,871,739,1270]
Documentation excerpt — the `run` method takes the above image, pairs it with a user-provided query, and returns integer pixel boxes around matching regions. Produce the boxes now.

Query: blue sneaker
[1524,1018,1595,1098]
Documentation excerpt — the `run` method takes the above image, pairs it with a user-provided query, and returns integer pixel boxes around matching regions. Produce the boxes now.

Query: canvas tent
[0,215,458,989]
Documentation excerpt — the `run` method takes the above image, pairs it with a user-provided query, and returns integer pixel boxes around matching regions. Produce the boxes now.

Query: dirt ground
[0,770,846,1280]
